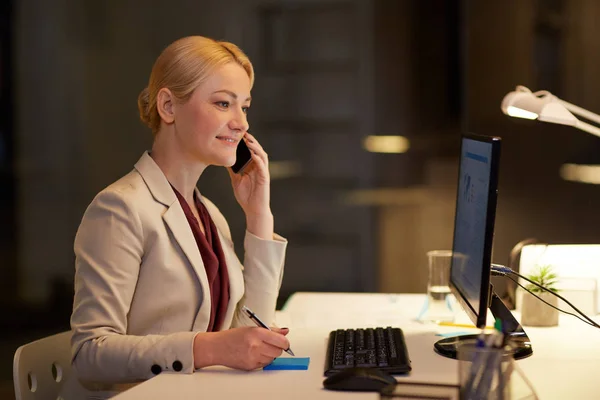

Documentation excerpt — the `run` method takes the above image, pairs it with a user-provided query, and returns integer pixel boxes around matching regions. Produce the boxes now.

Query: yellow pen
[437,321,493,329]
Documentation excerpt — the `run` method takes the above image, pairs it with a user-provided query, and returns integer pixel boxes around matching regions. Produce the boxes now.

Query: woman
[67,36,290,394]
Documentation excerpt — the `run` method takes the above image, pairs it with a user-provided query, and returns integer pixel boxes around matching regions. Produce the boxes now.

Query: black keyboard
[324,327,411,376]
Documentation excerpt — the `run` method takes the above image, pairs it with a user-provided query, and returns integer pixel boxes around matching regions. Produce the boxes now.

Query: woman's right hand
[193,327,290,370]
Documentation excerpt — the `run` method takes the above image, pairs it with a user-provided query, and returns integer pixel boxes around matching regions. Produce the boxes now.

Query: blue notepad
[263,357,310,370]
[436,331,473,338]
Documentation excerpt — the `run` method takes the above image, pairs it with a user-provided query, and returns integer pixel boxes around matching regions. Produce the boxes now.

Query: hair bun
[137,87,151,127]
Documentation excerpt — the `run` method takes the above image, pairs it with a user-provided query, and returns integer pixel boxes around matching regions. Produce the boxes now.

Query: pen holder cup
[457,344,538,400]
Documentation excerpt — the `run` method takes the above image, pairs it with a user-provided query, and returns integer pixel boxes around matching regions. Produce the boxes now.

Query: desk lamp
[501,85,600,137]
[502,87,600,312]
[501,85,600,184]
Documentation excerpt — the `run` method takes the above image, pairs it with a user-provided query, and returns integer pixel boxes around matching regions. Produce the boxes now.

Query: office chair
[13,331,72,400]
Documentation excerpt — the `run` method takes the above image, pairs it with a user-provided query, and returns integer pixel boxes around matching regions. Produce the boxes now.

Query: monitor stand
[433,290,533,360]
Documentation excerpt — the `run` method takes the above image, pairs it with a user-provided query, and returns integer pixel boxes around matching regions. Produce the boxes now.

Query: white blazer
[67,152,287,394]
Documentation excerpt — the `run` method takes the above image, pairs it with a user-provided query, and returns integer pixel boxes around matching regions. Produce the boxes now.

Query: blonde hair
[137,36,254,133]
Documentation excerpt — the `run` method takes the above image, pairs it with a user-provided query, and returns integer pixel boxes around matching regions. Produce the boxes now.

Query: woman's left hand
[228,132,271,217]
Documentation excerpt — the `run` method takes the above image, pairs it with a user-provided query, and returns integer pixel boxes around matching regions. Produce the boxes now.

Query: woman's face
[172,62,251,167]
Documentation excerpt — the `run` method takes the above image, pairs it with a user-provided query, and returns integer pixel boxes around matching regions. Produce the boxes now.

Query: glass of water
[417,250,455,323]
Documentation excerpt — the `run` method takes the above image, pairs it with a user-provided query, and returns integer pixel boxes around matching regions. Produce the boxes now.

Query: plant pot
[521,291,559,327]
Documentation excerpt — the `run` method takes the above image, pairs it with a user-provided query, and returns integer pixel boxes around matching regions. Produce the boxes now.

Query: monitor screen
[435,133,532,360]
[449,133,500,328]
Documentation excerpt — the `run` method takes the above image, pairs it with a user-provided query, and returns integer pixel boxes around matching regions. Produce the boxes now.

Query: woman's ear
[156,88,175,125]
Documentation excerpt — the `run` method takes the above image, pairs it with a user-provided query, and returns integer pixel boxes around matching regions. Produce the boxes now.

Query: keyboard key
[366,329,376,349]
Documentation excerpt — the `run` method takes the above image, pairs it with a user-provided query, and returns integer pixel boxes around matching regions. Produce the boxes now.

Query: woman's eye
[216,101,229,108]
[242,106,250,114]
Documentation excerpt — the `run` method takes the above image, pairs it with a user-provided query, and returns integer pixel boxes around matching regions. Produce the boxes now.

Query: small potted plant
[520,264,560,327]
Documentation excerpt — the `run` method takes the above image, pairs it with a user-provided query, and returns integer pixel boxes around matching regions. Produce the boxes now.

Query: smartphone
[231,137,252,174]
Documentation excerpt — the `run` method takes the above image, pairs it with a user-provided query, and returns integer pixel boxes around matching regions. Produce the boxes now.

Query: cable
[492,267,594,326]
[505,274,597,328]
[492,264,600,329]
[510,269,600,329]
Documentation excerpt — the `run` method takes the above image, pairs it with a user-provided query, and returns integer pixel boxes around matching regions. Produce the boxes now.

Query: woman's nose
[230,109,249,132]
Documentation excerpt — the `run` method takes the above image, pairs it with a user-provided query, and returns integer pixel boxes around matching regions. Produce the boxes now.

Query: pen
[437,321,494,329]
[461,328,487,397]
[242,305,295,356]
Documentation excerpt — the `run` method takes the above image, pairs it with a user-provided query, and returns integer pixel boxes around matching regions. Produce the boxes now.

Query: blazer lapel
[162,207,211,328]
[215,225,243,328]
[197,190,244,329]
[134,152,211,330]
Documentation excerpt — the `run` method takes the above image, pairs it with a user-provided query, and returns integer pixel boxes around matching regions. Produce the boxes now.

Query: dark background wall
[1,0,599,397]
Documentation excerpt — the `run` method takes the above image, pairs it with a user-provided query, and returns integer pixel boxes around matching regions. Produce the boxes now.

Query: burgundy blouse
[172,187,230,332]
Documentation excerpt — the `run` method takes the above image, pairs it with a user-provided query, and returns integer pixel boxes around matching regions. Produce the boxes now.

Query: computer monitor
[433,133,533,360]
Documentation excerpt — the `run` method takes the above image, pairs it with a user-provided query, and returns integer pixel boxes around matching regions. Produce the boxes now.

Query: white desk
[114,292,600,400]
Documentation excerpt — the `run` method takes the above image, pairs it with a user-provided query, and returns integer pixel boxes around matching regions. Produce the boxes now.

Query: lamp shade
[501,86,578,126]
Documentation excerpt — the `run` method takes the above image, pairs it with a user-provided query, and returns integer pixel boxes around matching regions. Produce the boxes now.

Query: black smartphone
[231,137,252,174]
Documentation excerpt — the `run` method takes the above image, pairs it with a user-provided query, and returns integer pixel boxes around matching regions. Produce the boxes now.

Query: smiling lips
[216,136,239,147]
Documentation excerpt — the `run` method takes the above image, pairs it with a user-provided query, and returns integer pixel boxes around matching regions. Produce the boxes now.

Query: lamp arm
[574,120,600,138]
[558,99,600,126]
